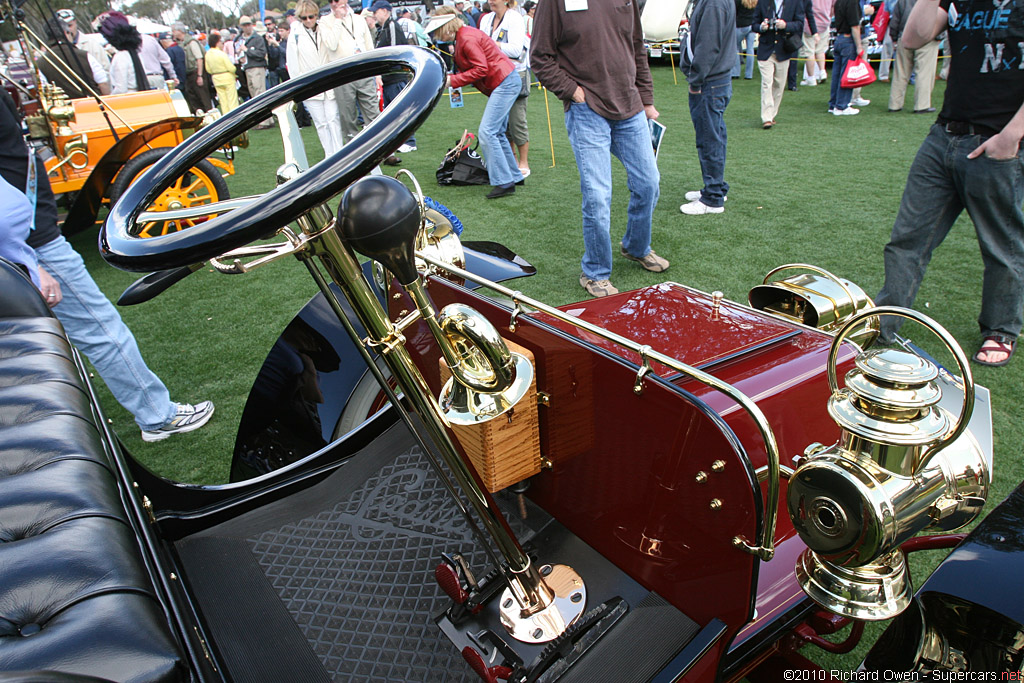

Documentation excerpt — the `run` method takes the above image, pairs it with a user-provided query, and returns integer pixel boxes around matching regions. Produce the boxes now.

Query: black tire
[109,148,229,238]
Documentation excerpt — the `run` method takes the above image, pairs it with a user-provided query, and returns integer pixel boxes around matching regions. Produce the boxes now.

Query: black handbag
[783,31,802,55]
[437,132,490,186]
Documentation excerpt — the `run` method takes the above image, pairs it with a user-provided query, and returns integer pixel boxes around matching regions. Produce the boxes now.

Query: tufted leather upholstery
[0,261,185,682]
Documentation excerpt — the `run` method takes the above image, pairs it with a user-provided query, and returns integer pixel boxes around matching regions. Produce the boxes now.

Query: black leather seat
[0,260,185,682]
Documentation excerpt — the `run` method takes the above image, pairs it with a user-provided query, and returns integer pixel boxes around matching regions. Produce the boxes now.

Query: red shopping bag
[872,5,890,40]
[841,52,877,89]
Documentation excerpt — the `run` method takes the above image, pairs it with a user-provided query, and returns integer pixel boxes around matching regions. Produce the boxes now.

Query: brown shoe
[620,245,669,272]
[579,274,619,298]
[383,155,402,166]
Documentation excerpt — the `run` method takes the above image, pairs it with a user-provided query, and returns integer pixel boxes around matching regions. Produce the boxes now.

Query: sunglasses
[300,14,317,19]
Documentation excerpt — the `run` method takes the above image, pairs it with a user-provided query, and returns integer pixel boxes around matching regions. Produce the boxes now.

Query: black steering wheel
[101,46,446,273]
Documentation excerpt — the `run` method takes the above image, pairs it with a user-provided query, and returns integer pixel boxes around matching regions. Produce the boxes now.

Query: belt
[937,118,1000,138]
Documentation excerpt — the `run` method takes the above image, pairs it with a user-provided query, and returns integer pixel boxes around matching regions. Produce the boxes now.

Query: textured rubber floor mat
[248,444,482,681]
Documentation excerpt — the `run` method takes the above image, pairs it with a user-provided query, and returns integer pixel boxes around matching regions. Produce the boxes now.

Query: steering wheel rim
[101,46,447,273]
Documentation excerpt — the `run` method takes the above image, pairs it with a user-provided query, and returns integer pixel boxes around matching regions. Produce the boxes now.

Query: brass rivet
[711,460,726,473]
[169,573,178,581]
[695,471,708,484]
[392,292,402,299]
[709,498,723,511]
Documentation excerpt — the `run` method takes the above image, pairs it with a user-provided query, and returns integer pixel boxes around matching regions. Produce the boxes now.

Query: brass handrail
[418,254,784,562]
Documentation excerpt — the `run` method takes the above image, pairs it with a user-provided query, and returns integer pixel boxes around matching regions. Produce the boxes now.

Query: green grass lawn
[68,62,1022,669]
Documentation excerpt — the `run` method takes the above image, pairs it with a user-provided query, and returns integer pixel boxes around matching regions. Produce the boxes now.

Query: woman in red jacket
[427,7,525,198]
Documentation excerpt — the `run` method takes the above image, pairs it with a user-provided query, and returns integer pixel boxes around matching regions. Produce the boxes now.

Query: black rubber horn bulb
[338,175,421,285]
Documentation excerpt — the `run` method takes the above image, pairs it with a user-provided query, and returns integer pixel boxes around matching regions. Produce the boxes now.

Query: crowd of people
[1,0,1019,415]
[24,2,536,172]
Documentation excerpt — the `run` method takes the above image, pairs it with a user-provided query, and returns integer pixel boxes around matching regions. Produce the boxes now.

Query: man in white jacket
[318,0,387,149]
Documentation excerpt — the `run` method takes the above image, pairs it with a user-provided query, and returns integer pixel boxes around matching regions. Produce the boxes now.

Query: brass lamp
[788,308,988,620]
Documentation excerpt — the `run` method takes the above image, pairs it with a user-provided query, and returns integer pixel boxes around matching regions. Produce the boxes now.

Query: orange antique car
[4,14,237,237]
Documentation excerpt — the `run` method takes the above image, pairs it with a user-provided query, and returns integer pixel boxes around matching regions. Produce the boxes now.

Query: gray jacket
[889,0,919,44]
[681,0,737,90]
[243,32,268,70]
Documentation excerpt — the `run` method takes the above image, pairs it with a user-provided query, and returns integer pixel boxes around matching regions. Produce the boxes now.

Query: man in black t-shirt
[875,0,1024,366]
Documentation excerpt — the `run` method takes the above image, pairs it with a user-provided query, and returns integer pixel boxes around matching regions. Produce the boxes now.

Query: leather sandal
[973,335,1017,367]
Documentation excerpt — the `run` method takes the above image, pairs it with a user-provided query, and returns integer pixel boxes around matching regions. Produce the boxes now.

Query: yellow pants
[215,82,239,115]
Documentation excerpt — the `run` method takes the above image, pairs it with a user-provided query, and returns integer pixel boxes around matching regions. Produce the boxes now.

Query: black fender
[60,116,203,236]
[229,242,536,482]
[863,480,1024,673]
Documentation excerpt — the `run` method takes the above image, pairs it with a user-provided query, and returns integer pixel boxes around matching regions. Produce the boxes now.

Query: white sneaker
[817,71,827,82]
[800,78,817,86]
[850,97,870,107]
[684,190,728,203]
[398,143,417,153]
[833,107,860,116]
[141,401,215,442]
[828,107,837,114]
[680,199,724,215]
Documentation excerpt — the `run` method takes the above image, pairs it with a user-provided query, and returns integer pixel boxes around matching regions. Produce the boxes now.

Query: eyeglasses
[300,14,317,19]
[329,0,344,4]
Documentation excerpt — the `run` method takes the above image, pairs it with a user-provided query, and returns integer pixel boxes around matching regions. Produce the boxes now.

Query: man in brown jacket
[531,0,669,298]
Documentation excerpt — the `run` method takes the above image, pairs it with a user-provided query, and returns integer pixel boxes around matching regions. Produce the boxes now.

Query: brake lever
[117,263,204,306]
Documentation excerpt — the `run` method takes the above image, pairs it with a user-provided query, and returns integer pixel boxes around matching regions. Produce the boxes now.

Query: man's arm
[529,0,579,102]
[318,15,342,53]
[902,0,947,48]
[631,0,657,116]
[968,101,1024,160]
[247,34,268,61]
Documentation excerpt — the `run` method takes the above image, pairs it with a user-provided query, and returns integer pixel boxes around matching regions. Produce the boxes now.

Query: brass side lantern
[787,308,988,621]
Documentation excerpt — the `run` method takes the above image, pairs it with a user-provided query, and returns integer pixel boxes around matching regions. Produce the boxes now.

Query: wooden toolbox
[439,339,542,492]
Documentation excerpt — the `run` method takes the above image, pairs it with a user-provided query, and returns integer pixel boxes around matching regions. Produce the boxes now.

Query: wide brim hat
[424,13,458,33]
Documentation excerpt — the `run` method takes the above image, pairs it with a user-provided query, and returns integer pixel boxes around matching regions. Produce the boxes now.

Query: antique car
[0,2,236,238]
[0,46,1020,682]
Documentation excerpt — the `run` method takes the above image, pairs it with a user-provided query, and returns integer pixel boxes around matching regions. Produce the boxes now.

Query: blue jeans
[35,236,175,430]
[689,76,731,207]
[875,125,1024,342]
[829,35,855,111]
[478,70,524,187]
[382,80,416,147]
[564,104,660,281]
[733,27,756,79]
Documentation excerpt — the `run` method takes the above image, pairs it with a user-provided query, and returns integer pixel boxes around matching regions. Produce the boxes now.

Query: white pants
[304,98,344,157]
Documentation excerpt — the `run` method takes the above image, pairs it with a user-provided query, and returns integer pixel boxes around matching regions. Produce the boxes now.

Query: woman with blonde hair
[288,0,344,155]
[427,6,525,198]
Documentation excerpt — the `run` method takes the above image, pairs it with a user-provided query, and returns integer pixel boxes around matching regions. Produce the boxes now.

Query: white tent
[134,18,172,34]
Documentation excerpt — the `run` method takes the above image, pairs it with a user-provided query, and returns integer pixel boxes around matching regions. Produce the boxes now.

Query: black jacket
[374,17,407,85]
[35,42,97,99]
[752,0,804,61]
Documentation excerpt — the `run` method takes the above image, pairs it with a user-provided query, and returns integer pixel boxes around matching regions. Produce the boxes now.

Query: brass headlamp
[749,264,879,348]
[788,308,989,620]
